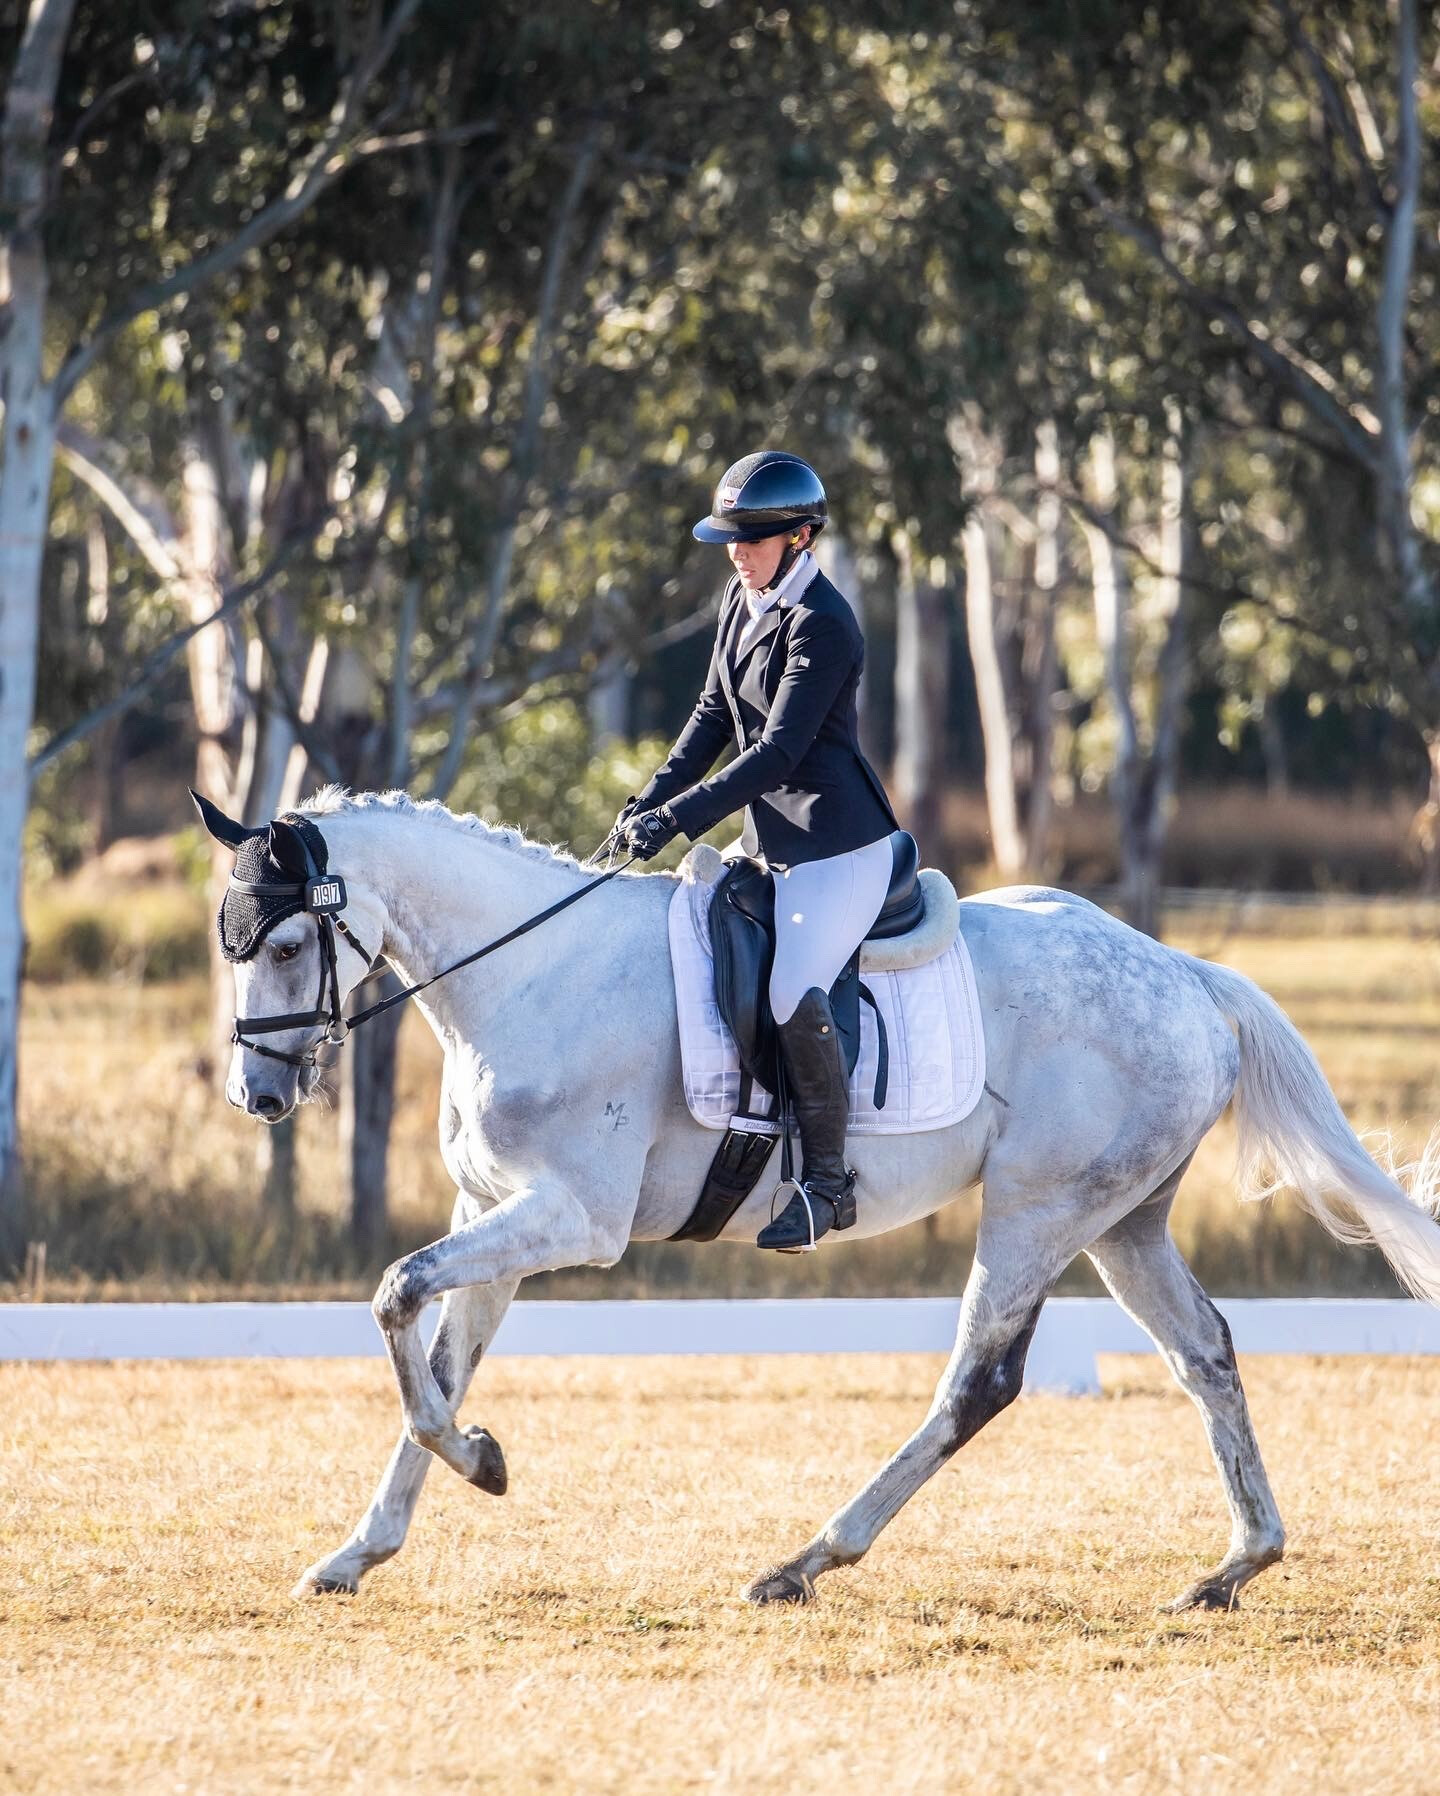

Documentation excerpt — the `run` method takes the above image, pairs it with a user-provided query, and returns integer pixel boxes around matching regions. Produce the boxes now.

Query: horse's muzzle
[228,1068,300,1123]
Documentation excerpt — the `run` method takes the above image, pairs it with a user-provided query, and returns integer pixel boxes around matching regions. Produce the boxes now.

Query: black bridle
[232,820,634,1070]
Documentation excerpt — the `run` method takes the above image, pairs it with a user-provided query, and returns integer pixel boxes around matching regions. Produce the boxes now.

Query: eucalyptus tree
[985,0,1440,873]
[0,0,447,1254]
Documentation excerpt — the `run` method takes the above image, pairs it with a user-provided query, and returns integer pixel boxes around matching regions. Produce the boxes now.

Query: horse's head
[192,791,384,1122]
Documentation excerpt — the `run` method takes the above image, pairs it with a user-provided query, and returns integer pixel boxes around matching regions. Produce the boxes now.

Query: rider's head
[692,451,828,594]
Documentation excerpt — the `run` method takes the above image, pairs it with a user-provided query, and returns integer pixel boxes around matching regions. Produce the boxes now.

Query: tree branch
[349,118,498,157]
[1056,477,1366,661]
[1078,177,1382,473]
[1276,3,1389,221]
[52,0,423,406]
[53,420,192,582]
[250,610,345,788]
[641,601,720,652]
[27,516,330,774]
[47,66,152,198]
[429,125,605,800]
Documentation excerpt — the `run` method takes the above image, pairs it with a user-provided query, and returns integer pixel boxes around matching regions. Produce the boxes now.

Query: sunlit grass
[5,1354,1440,1793]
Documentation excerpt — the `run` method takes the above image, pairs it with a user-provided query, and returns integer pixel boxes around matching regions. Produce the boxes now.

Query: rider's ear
[267,817,311,874]
[190,789,258,852]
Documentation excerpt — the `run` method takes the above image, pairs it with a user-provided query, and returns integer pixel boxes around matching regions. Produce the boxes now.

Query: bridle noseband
[231,817,634,1072]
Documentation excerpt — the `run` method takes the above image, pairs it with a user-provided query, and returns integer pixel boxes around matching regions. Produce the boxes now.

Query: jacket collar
[733,555,822,661]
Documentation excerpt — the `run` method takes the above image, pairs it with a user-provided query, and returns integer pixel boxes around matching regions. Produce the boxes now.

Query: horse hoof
[292,1564,359,1599]
[464,1425,507,1495]
[744,1567,815,1606]
[1164,1580,1237,1613]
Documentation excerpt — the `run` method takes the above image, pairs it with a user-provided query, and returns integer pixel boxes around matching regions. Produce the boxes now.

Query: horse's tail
[1187,954,1440,1303]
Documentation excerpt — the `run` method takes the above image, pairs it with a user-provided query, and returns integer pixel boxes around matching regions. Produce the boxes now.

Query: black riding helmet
[692,450,828,544]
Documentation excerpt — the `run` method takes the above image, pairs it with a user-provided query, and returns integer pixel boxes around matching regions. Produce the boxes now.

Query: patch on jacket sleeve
[793,654,811,668]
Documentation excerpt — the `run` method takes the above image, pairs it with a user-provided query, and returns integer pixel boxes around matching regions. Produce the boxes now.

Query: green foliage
[449,701,674,857]
[23,792,95,882]
[171,825,216,895]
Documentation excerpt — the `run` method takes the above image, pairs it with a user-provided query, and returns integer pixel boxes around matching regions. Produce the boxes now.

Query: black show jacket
[636,560,898,869]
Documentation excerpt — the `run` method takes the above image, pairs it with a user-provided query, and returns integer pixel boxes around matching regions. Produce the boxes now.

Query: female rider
[619,450,900,1252]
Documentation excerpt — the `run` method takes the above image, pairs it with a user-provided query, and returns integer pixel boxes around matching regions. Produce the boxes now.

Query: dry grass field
[5,1352,1440,1794]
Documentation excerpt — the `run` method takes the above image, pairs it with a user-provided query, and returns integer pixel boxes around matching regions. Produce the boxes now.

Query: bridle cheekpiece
[224,814,377,1070]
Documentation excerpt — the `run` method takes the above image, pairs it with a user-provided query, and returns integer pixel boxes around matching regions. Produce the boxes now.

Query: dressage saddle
[671,829,924,1243]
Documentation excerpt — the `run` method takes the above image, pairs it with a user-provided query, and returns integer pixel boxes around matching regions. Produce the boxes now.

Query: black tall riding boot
[757,986,858,1252]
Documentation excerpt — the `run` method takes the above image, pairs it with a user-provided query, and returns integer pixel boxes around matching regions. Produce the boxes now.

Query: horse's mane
[298,785,586,871]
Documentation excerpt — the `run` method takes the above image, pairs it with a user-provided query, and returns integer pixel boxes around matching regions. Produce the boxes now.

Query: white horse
[205,787,1440,1611]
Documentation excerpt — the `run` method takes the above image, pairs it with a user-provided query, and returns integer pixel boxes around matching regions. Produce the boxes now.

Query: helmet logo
[718,486,740,510]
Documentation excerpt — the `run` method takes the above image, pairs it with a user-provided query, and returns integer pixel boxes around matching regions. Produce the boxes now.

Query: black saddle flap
[708,861,777,1091]
[708,858,862,1093]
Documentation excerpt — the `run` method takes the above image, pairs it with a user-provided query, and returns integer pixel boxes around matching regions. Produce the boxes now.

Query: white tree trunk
[892,530,950,850]
[1025,420,1062,872]
[1375,0,1434,625]
[588,659,631,747]
[1081,419,1188,938]
[963,512,1025,879]
[588,582,630,748]
[0,0,76,1255]
[1081,431,1137,906]
[278,636,332,810]
[179,435,250,1090]
[1132,406,1189,937]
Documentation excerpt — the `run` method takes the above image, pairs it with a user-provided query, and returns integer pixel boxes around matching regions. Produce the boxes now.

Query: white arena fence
[5,1298,1440,1394]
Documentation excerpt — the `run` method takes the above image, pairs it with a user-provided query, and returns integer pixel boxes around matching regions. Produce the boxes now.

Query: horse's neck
[331,809,590,997]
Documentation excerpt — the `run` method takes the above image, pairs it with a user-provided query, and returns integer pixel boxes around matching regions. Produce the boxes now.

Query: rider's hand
[613,796,641,835]
[623,805,680,861]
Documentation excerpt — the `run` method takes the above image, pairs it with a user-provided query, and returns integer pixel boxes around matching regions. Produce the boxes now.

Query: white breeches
[768,836,894,1026]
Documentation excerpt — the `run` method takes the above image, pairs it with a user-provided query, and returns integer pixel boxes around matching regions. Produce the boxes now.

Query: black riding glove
[623,805,680,860]
[612,795,641,834]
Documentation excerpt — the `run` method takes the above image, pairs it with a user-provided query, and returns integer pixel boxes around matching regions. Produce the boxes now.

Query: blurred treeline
[9,0,1440,1270]
[28,1,1440,891]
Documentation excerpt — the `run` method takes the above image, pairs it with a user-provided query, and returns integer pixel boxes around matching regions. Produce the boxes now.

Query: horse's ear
[190,789,254,852]
[268,817,311,874]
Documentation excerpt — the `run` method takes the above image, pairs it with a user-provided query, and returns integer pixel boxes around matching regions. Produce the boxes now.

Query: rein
[232,820,635,1070]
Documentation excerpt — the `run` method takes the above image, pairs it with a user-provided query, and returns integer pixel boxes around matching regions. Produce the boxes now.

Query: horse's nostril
[251,1092,285,1119]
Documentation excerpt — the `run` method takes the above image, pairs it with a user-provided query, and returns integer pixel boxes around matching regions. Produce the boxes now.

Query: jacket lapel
[735,603,785,663]
[723,559,822,716]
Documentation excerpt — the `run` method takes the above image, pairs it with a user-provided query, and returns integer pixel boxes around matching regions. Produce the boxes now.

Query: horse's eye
[274,941,301,963]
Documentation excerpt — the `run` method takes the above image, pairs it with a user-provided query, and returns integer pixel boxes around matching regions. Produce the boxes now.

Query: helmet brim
[692,516,798,544]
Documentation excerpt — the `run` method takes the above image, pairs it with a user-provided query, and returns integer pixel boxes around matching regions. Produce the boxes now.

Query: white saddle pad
[667,853,986,1135]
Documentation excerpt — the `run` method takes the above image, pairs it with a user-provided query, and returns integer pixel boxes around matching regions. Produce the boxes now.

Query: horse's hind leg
[1085,1162,1285,1612]
[293,1275,520,1598]
[746,1207,1061,1604]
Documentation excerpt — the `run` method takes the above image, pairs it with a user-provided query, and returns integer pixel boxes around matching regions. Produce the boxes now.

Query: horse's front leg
[372,1179,627,1485]
[294,1271,520,1598]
